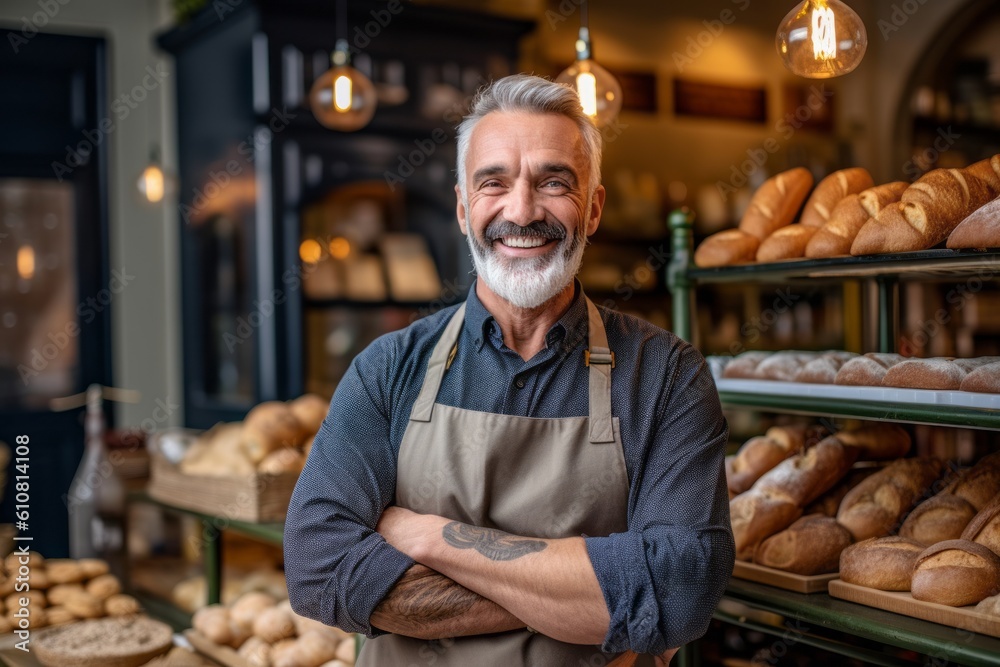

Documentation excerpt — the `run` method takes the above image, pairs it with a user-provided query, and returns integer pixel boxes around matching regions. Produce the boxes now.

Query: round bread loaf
[835,353,906,386]
[899,494,978,545]
[722,351,770,379]
[961,361,1000,395]
[288,394,329,435]
[942,455,1000,512]
[840,536,925,591]
[911,539,1000,607]
[962,497,1000,556]
[837,457,944,542]
[33,615,173,667]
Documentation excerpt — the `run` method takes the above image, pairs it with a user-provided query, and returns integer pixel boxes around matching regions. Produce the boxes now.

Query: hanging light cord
[577,0,592,61]
[333,0,349,65]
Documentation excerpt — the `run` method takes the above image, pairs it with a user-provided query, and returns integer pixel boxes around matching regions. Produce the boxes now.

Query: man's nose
[503,181,543,226]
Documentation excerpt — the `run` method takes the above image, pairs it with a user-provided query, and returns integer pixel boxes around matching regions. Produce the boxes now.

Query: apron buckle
[584,349,615,368]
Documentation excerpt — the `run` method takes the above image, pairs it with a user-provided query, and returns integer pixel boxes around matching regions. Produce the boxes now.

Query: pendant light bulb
[309,39,377,131]
[137,146,172,204]
[776,0,867,78]
[556,26,622,128]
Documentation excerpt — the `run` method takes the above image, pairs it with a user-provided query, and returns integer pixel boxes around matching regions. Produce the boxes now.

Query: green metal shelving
[667,209,1000,665]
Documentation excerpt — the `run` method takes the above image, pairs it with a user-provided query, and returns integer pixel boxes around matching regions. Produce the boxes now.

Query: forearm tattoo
[442,522,547,561]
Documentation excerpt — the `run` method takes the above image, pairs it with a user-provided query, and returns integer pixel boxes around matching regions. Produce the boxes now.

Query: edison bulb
[137,161,174,204]
[776,0,867,78]
[556,59,622,128]
[310,65,377,131]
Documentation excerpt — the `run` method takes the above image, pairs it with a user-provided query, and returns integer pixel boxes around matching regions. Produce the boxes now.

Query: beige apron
[359,298,654,666]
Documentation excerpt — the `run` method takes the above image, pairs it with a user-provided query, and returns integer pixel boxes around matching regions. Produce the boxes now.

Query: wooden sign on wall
[673,78,767,123]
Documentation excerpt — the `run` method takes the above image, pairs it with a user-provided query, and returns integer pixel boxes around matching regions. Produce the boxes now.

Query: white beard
[465,209,588,310]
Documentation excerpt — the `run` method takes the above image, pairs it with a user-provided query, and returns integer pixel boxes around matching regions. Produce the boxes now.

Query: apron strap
[410,302,467,423]
[584,298,616,444]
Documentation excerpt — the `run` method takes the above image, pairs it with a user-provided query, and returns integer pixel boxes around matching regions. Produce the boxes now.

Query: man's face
[456,111,604,309]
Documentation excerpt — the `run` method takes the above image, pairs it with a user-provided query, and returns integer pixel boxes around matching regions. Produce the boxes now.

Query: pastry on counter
[799,167,874,229]
[911,539,1000,607]
[738,167,814,241]
[839,536,925,591]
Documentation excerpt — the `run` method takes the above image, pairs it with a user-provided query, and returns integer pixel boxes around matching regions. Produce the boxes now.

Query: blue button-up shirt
[284,282,734,654]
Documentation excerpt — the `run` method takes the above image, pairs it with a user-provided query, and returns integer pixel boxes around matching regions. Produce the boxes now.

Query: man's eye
[543,180,567,189]
[481,180,503,189]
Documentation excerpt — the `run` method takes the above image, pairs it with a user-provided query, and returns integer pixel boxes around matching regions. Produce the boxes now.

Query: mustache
[483,220,567,243]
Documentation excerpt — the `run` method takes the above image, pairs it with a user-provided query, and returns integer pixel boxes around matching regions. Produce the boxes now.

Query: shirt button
[515,378,525,389]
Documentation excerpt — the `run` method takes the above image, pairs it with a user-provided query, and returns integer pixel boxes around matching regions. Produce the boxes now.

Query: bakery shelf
[686,248,1000,285]
[715,379,1000,430]
[722,578,1000,666]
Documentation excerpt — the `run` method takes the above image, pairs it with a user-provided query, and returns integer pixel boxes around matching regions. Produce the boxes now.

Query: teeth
[502,236,548,248]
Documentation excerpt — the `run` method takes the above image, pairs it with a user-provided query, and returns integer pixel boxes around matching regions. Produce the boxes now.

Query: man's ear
[587,184,606,237]
[455,184,468,235]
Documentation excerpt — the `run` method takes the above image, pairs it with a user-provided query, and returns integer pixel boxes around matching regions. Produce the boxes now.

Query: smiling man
[284,74,734,666]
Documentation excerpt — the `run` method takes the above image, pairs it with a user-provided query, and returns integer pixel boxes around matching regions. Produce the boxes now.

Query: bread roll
[961,361,1000,394]
[738,167,814,241]
[730,489,803,559]
[756,436,859,507]
[694,229,760,268]
[86,573,121,601]
[754,514,853,575]
[963,497,1000,556]
[193,605,233,645]
[253,605,297,643]
[899,494,978,545]
[964,155,1000,195]
[754,352,816,382]
[45,606,76,626]
[238,636,273,667]
[231,591,278,632]
[911,539,1000,607]
[63,591,104,619]
[805,194,868,258]
[243,401,306,463]
[46,560,86,585]
[836,457,945,541]
[726,425,807,496]
[182,422,256,477]
[800,168,875,229]
[722,351,770,379]
[289,394,329,436]
[832,423,912,461]
[756,225,817,262]
[839,536,926,590]
[794,353,857,384]
[258,447,306,475]
[882,358,966,390]
[942,453,1000,512]
[104,593,142,617]
[47,584,85,606]
[835,353,906,386]
[852,170,994,254]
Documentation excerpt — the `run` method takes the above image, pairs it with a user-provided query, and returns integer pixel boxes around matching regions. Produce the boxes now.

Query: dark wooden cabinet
[158,1,532,426]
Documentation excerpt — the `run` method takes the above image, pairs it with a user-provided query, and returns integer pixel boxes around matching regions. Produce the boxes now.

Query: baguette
[882,358,966,390]
[694,229,760,268]
[964,155,1000,195]
[756,225,817,262]
[800,168,874,229]
[859,181,911,218]
[729,489,803,559]
[726,425,808,495]
[754,514,853,575]
[807,181,910,258]
[947,198,1000,250]
[835,353,906,386]
[899,494,978,545]
[852,169,994,254]
[962,496,1000,556]
[911,539,1000,607]
[832,423,912,461]
[739,167,815,241]
[839,536,925,591]
[836,457,945,541]
[756,436,859,507]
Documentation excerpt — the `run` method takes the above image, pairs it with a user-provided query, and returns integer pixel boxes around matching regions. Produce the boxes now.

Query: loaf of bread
[722,351,770,379]
[839,536,925,591]
[756,436,859,507]
[965,154,1000,195]
[852,169,994,254]
[832,423,912,461]
[961,361,1000,394]
[756,225,818,262]
[794,352,859,384]
[805,466,880,517]
[726,425,808,495]
[754,352,817,382]
[739,167,815,241]
[835,353,906,386]
[859,181,911,218]
[947,197,1000,250]
[694,229,760,268]
[899,494,978,546]
[941,452,1000,512]
[805,194,868,258]
[800,168,874,229]
[754,514,853,575]
[882,358,966,390]
[911,539,1000,607]
[836,457,945,541]
[962,496,1000,556]
[33,616,174,667]
[729,489,803,559]
[242,402,306,463]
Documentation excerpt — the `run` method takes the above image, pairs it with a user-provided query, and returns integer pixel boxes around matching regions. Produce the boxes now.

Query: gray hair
[455,74,603,200]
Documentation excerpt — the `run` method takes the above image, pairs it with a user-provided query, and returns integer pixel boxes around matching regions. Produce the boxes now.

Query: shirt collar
[463,280,589,354]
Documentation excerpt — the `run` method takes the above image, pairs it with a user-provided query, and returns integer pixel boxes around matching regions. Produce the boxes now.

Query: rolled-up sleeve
[284,339,413,636]
[585,344,735,654]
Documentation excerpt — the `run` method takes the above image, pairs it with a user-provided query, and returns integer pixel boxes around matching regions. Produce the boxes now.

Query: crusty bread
[808,181,909,258]
[942,452,1000,512]
[805,466,881,517]
[794,352,858,384]
[899,494,978,545]
[948,197,1000,249]
[739,167,815,241]
[727,425,808,496]
[756,225,817,262]
[832,423,912,461]
[836,457,945,541]
[852,169,994,254]
[882,358,966,390]
[962,496,1000,556]
[859,181,911,218]
[911,539,1000,607]
[754,352,816,382]
[961,361,1000,394]
[33,616,174,667]
[800,168,875,229]
[730,489,803,559]
[754,514,853,575]
[835,353,906,386]
[756,436,859,507]
[964,155,1000,195]
[722,351,770,379]
[839,536,925,591]
[695,229,760,268]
